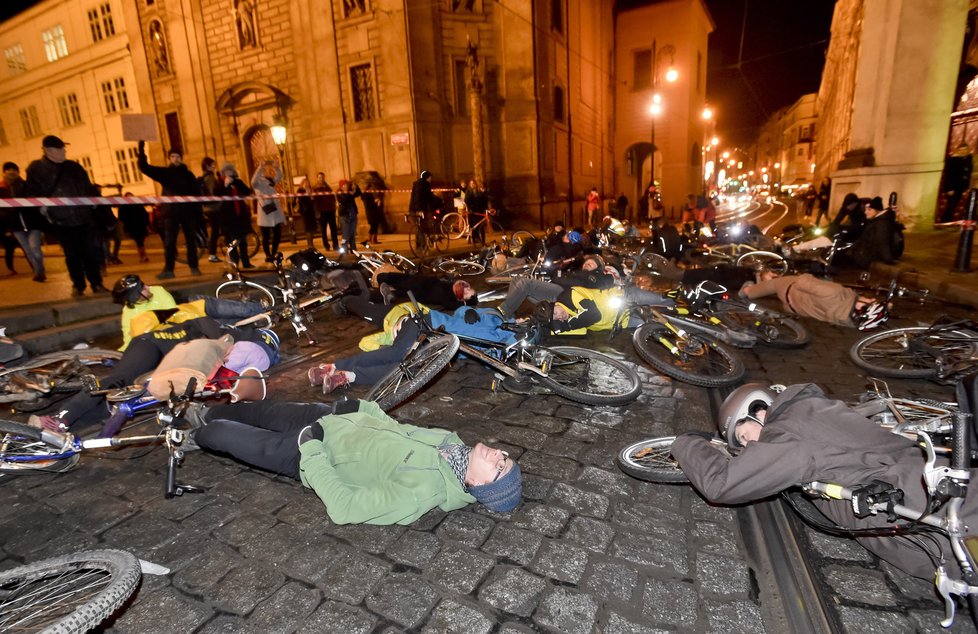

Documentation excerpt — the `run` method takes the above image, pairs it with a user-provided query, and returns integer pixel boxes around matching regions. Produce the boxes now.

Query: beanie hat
[868,196,884,211]
[452,280,470,300]
[339,179,350,189]
[468,462,523,512]
[565,230,583,244]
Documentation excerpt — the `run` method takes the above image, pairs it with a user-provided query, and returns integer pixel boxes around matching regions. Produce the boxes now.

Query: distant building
[0,0,153,195]
[779,94,817,190]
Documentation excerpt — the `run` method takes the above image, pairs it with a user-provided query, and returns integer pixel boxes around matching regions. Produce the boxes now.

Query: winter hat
[221,162,238,177]
[452,280,471,300]
[339,179,350,189]
[468,462,523,512]
[565,230,583,244]
[868,196,884,211]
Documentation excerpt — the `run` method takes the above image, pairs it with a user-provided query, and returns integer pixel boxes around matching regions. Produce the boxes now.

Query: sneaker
[156,270,175,280]
[308,363,336,386]
[28,414,68,432]
[379,282,395,306]
[322,370,355,394]
[242,263,256,269]
[32,274,46,282]
[71,287,84,297]
[90,285,108,293]
[189,268,202,276]
[208,255,221,263]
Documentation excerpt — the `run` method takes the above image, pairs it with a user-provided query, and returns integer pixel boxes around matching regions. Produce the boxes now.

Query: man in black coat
[408,170,443,222]
[137,140,203,278]
[23,135,105,296]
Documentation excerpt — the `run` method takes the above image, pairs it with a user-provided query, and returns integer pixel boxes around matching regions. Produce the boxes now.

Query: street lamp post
[649,38,676,208]
[270,114,294,225]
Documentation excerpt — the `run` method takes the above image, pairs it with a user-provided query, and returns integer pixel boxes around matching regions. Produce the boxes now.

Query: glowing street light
[722,151,730,159]
[702,107,713,120]
[664,66,678,83]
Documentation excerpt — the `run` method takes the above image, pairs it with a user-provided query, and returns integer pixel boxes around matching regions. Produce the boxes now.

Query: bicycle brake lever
[935,567,968,627]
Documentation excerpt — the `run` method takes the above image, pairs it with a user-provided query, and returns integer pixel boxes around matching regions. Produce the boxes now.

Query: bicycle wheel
[377,251,416,272]
[0,420,79,474]
[215,280,277,308]
[408,224,429,258]
[616,436,732,483]
[850,326,978,379]
[7,349,123,374]
[509,230,535,252]
[632,323,745,387]
[735,250,788,274]
[440,213,467,240]
[433,228,449,253]
[437,260,485,276]
[715,309,810,349]
[477,219,506,247]
[364,334,460,411]
[0,549,141,633]
[532,346,642,406]
[217,230,262,261]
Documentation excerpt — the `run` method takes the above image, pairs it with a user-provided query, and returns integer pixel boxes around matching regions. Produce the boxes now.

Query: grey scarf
[440,444,472,490]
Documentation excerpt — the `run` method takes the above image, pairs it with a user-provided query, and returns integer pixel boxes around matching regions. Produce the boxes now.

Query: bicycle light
[608,296,623,309]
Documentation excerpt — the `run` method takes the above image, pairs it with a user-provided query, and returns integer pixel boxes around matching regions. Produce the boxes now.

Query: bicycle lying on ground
[0,379,204,499]
[850,317,978,383]
[364,293,642,410]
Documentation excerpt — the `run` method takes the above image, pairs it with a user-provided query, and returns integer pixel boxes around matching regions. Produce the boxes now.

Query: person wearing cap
[671,382,978,581]
[335,179,361,250]
[191,398,523,524]
[137,140,204,278]
[23,135,106,296]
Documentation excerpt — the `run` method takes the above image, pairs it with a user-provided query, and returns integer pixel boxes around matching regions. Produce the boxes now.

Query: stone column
[467,41,486,186]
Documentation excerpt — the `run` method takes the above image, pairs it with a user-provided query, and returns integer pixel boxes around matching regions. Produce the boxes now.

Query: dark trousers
[204,211,221,256]
[196,401,332,479]
[2,233,17,271]
[261,225,282,260]
[320,212,338,250]
[334,321,420,384]
[57,224,103,291]
[163,208,200,271]
[339,295,393,324]
[223,230,251,267]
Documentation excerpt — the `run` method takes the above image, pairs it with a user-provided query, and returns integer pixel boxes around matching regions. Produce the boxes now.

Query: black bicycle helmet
[420,170,432,180]
[112,274,145,307]
[718,383,776,448]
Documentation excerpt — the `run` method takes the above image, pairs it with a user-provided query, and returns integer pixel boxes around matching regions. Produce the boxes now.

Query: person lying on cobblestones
[741,269,888,330]
[111,274,267,349]
[671,382,978,580]
[533,282,674,335]
[29,317,279,431]
[191,399,523,524]
[495,255,620,319]
[375,272,476,310]
[310,305,514,393]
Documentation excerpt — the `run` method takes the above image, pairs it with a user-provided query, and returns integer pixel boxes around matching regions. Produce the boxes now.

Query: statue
[148,21,170,75]
[234,0,257,50]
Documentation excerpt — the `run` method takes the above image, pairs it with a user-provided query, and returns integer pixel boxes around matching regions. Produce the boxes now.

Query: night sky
[2,0,836,146]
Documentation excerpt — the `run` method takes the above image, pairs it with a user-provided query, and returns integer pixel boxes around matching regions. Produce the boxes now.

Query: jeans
[334,321,420,384]
[196,296,266,320]
[498,278,562,318]
[195,401,333,479]
[14,230,43,276]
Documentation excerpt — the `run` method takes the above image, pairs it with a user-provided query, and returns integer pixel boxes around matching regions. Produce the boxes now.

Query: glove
[682,431,714,442]
[331,397,360,415]
[463,309,480,324]
[137,140,146,156]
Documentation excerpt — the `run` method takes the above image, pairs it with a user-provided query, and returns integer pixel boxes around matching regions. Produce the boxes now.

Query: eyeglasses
[492,452,510,483]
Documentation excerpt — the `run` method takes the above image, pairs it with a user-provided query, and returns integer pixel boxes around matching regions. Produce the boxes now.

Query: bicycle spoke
[0,568,112,630]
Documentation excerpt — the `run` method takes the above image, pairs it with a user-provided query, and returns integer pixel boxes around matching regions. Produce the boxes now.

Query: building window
[350,63,376,122]
[343,0,367,18]
[451,0,477,11]
[115,147,142,184]
[19,106,41,138]
[553,85,565,122]
[454,59,468,117]
[88,3,116,43]
[5,44,26,75]
[551,0,563,33]
[57,93,83,126]
[697,50,702,93]
[101,77,130,113]
[164,112,183,152]
[79,156,93,181]
[148,20,171,75]
[0,119,8,146]
[633,50,651,90]
[42,25,69,62]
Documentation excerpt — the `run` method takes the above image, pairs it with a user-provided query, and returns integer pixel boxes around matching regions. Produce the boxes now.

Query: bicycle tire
[617,436,694,483]
[440,213,467,240]
[476,219,505,247]
[408,224,429,258]
[632,323,745,387]
[437,260,485,276]
[0,420,79,474]
[532,346,642,406]
[0,549,141,633]
[8,350,123,374]
[364,334,460,411]
[377,252,416,272]
[433,228,449,253]
[215,280,277,308]
[509,230,535,251]
[735,251,788,274]
[217,230,262,260]
[849,326,978,379]
[715,309,810,349]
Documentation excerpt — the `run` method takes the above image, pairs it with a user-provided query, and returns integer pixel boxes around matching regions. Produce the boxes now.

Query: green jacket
[298,400,476,525]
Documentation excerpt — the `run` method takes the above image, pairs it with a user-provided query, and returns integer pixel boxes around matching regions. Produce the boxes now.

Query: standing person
[408,170,443,225]
[137,141,203,278]
[647,183,664,228]
[216,162,254,269]
[2,162,46,281]
[295,178,317,248]
[23,135,106,296]
[803,187,816,218]
[199,157,222,263]
[829,192,867,239]
[362,187,383,245]
[814,177,831,226]
[940,142,973,223]
[464,179,489,243]
[585,187,601,228]
[312,172,338,251]
[616,192,628,221]
[336,179,361,250]
[117,193,150,263]
[251,159,285,263]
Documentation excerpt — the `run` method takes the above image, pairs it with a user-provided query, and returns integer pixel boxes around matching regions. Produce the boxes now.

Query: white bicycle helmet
[718,383,777,448]
[851,301,889,331]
